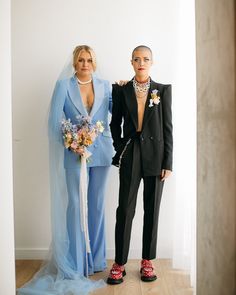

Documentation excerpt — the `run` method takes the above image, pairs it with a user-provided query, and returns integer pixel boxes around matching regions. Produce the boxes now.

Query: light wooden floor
[16,259,193,295]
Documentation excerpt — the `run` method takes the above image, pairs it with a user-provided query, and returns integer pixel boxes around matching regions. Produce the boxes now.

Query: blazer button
[94,144,98,148]
[150,136,153,140]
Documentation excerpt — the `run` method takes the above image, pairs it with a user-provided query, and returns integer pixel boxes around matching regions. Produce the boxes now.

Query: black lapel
[123,80,138,130]
[142,79,160,130]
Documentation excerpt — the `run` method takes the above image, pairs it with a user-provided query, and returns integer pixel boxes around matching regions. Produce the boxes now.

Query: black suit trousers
[115,135,164,265]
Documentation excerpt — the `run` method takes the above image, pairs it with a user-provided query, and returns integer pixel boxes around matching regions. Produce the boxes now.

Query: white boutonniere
[149,89,160,107]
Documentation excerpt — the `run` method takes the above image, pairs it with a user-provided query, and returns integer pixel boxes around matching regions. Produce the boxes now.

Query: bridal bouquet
[61,115,104,157]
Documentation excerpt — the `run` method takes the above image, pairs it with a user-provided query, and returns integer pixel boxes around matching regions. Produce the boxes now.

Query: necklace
[136,92,148,100]
[133,77,150,93]
[77,77,92,85]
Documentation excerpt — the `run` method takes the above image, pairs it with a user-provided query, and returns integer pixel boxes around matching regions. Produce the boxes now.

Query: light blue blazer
[53,75,114,168]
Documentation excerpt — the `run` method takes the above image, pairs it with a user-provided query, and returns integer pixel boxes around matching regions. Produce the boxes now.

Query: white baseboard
[15,248,49,259]
[15,247,171,260]
[15,248,136,260]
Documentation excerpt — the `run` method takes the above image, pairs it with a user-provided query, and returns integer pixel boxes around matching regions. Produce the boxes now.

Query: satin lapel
[68,76,88,116]
[90,77,105,117]
[123,81,138,129]
[142,80,160,130]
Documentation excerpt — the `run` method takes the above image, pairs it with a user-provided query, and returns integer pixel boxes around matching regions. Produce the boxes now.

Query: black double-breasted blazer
[110,78,173,176]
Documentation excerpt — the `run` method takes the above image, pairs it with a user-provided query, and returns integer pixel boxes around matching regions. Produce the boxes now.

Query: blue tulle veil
[17,55,106,295]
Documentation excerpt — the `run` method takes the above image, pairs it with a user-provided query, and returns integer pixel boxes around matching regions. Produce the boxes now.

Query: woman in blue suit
[18,45,113,295]
[56,45,114,275]
[66,45,113,272]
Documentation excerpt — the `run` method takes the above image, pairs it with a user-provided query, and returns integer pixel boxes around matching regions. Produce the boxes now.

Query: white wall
[0,0,16,294]
[12,0,195,261]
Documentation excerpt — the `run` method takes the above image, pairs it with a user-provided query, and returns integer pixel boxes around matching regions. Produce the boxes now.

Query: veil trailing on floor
[17,56,106,295]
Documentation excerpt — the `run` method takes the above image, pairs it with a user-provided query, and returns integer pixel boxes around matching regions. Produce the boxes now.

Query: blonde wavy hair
[73,45,97,71]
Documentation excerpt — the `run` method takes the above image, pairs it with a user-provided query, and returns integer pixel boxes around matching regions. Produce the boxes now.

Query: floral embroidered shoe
[140,259,157,282]
[107,263,126,285]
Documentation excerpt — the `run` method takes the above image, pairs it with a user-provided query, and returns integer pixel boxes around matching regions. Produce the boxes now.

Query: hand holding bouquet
[61,115,104,158]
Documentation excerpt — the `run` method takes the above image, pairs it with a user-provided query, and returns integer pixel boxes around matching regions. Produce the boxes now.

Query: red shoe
[107,263,126,285]
[140,259,157,282]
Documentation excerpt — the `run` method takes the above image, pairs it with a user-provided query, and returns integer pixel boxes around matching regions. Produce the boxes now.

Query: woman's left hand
[160,169,172,181]
[115,80,129,86]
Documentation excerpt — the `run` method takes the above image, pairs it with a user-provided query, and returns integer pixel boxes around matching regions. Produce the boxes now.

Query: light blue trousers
[65,166,110,276]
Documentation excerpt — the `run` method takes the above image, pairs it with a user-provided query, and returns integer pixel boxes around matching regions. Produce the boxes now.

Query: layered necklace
[133,77,150,93]
[77,77,92,85]
[133,77,150,101]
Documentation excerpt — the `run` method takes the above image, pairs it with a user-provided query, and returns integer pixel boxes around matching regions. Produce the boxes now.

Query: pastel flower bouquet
[61,115,104,159]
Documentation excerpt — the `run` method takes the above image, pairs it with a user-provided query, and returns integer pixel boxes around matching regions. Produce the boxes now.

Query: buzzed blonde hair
[132,45,153,59]
[73,45,97,71]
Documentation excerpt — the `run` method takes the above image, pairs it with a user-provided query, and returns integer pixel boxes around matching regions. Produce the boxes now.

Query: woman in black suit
[107,45,173,284]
